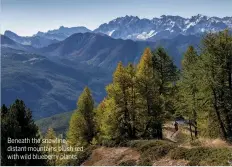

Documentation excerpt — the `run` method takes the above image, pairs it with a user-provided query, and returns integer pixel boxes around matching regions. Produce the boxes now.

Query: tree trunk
[131,85,136,139]
[213,90,227,139]
[225,112,232,137]
[194,121,198,138]
[142,120,151,138]
[189,119,193,141]
[193,90,198,138]
[158,123,163,139]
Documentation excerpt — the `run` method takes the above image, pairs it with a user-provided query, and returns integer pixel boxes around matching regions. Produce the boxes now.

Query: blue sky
[1,0,232,36]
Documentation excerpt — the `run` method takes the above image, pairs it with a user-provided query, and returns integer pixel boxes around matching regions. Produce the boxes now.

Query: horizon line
[2,13,232,37]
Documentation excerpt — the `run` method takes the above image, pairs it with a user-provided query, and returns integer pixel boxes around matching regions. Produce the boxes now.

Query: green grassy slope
[35,110,73,135]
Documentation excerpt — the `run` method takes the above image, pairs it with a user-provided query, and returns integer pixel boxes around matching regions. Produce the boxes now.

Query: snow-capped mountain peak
[94,14,232,41]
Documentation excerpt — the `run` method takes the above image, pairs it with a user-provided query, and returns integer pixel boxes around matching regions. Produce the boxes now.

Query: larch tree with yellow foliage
[136,48,163,139]
[67,87,95,146]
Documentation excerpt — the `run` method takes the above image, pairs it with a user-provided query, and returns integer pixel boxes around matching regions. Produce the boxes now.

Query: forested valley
[1,30,232,166]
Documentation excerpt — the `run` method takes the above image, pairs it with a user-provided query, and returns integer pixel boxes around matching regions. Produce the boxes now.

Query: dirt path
[81,147,140,166]
[163,124,181,143]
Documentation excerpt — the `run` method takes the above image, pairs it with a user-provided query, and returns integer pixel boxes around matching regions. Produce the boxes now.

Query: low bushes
[119,159,137,166]
[127,140,232,166]
[189,140,202,147]
[126,140,177,165]
[169,147,189,160]
[80,139,232,166]
[169,146,232,166]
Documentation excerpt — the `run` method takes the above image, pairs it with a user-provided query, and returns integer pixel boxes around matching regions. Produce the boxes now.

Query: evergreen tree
[111,62,131,138]
[200,30,232,140]
[43,128,59,166]
[67,87,95,146]
[104,62,137,139]
[126,63,138,138]
[177,46,200,140]
[1,104,8,116]
[67,111,87,146]
[96,62,141,141]
[1,104,11,166]
[136,48,163,139]
[152,47,178,95]
[1,99,46,166]
[152,47,179,118]
[78,87,95,143]
[95,98,118,141]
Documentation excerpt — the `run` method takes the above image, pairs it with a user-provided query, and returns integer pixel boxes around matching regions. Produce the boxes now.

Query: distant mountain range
[4,26,91,48]
[35,26,91,41]
[94,14,232,40]
[1,14,230,119]
[38,32,157,71]
[4,14,232,48]
[4,14,232,46]
[4,30,58,48]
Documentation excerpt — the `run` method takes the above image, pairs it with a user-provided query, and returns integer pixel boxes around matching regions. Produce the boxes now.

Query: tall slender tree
[102,62,138,139]
[200,30,232,139]
[126,63,138,138]
[67,87,95,146]
[95,98,118,141]
[177,46,200,139]
[152,47,179,118]
[43,128,59,165]
[136,48,163,139]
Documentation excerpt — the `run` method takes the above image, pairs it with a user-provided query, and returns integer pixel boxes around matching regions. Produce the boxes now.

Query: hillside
[38,32,156,71]
[39,32,201,69]
[81,124,232,166]
[35,111,73,135]
[2,32,200,118]
[1,45,109,119]
[35,116,232,165]
[35,115,232,166]
[81,140,232,166]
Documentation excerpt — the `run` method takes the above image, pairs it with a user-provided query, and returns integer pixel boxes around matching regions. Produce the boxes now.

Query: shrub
[190,140,202,147]
[119,160,137,166]
[169,147,232,166]
[100,139,118,147]
[124,140,147,148]
[195,148,232,166]
[169,147,188,160]
[137,157,153,166]
[127,140,177,165]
